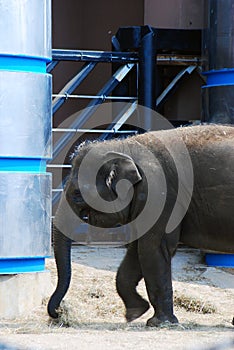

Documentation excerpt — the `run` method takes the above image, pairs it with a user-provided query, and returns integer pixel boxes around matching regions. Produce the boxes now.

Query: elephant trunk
[47,225,72,318]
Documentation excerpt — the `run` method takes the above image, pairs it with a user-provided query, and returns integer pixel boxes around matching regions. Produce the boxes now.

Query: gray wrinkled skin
[48,125,234,326]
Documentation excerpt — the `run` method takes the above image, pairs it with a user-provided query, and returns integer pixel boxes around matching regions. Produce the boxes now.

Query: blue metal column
[202,0,234,124]
[202,0,234,267]
[0,0,52,273]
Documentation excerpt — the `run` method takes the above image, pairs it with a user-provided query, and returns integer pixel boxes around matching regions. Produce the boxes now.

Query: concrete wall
[144,0,205,29]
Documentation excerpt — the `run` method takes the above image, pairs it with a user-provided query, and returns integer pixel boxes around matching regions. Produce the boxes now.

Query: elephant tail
[47,226,72,318]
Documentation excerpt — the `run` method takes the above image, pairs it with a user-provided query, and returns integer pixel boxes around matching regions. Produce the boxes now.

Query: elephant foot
[126,301,150,322]
[146,314,178,327]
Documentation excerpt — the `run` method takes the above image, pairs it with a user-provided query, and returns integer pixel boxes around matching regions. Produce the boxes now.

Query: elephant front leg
[138,236,178,327]
[116,241,150,322]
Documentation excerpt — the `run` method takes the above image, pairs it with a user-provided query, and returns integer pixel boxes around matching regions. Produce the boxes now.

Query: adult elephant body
[48,124,234,326]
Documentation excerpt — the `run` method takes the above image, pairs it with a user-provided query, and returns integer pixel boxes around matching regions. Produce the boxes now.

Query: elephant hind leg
[116,241,149,322]
[138,234,179,327]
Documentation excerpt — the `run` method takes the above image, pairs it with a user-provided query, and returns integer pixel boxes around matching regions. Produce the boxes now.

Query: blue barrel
[202,0,234,267]
[202,0,234,124]
[0,0,52,273]
[205,253,234,268]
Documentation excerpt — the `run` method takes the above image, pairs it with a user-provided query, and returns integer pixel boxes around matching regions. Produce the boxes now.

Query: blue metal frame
[52,62,97,114]
[52,63,135,160]
[52,49,138,63]
[49,27,202,206]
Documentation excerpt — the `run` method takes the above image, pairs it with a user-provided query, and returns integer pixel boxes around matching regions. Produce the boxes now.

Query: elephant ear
[104,151,142,200]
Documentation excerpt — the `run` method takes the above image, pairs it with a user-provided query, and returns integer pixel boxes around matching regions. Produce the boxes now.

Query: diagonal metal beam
[98,101,138,141]
[52,63,135,160]
[46,60,59,73]
[52,62,97,114]
[51,64,135,205]
[156,66,196,108]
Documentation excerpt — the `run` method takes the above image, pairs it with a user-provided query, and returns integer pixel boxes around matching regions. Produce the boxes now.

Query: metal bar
[46,60,59,73]
[52,62,97,114]
[47,164,72,168]
[156,66,196,108]
[98,102,138,141]
[52,93,137,100]
[52,187,64,196]
[111,34,135,108]
[50,127,137,195]
[52,128,137,134]
[52,49,138,63]
[112,102,138,131]
[51,63,135,205]
[52,49,201,65]
[52,63,135,160]
[157,55,201,65]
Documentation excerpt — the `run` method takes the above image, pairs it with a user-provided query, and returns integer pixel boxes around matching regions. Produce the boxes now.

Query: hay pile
[0,247,233,336]
[46,258,218,329]
[46,258,129,328]
[173,292,216,314]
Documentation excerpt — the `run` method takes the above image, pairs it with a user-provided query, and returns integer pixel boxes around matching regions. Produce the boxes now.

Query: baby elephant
[48,124,234,326]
